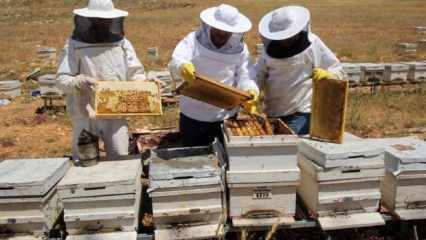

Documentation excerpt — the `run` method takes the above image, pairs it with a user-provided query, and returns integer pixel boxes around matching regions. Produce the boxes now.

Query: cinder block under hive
[57,157,142,235]
[148,144,225,228]
[0,158,70,236]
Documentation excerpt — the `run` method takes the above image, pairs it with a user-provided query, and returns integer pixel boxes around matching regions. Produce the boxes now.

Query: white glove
[75,75,97,89]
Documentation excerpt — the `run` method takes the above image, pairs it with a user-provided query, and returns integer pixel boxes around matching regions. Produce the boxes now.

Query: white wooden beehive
[402,62,426,82]
[148,144,225,229]
[297,154,385,230]
[380,138,426,220]
[360,63,385,84]
[383,63,409,83]
[342,63,361,86]
[0,158,70,236]
[57,157,142,235]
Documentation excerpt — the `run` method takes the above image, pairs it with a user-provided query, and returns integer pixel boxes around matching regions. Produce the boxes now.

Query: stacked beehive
[57,157,142,239]
[383,63,409,84]
[297,139,386,230]
[341,63,361,86]
[380,138,426,220]
[360,63,385,85]
[0,158,70,239]
[223,117,299,227]
[148,143,226,240]
[402,62,426,83]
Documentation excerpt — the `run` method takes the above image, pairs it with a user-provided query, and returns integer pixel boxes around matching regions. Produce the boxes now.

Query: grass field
[0,0,425,159]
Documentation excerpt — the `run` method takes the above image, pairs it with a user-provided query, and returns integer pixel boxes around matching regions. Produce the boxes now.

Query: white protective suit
[255,33,346,117]
[57,38,146,159]
[169,32,259,122]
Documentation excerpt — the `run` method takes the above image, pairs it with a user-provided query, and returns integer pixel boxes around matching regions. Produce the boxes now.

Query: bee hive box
[57,157,142,235]
[223,117,299,225]
[93,81,162,117]
[297,139,385,230]
[380,138,426,220]
[0,158,70,236]
[383,63,409,83]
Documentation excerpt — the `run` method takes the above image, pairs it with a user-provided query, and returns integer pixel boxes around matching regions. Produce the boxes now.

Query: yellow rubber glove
[180,63,196,85]
[243,89,259,114]
[312,68,335,81]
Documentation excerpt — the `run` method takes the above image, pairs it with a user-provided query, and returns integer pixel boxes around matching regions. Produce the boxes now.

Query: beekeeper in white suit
[256,6,346,135]
[169,4,259,147]
[57,0,146,160]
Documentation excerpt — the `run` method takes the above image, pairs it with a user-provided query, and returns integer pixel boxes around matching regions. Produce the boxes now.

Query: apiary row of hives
[1,130,426,239]
[342,61,426,86]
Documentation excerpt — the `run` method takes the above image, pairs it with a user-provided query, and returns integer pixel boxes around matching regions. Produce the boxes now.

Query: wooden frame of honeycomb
[93,81,163,117]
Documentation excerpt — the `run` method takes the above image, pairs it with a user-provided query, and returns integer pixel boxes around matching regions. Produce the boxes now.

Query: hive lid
[149,146,221,181]
[385,139,426,164]
[58,158,141,193]
[0,158,70,197]
[299,138,384,168]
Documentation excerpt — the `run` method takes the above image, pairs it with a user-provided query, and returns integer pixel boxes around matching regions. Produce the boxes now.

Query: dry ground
[0,0,425,159]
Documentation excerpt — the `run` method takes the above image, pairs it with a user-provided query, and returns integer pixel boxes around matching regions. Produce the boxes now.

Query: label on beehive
[94,81,162,116]
[252,187,272,200]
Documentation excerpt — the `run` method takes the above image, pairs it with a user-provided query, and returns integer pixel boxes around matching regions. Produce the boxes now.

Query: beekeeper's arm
[236,45,260,114]
[56,39,96,94]
[123,39,146,81]
[312,37,346,81]
[169,33,196,84]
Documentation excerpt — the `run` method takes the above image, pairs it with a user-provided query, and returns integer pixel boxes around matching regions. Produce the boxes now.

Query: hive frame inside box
[57,158,142,235]
[147,142,227,238]
[223,119,299,225]
[297,154,385,230]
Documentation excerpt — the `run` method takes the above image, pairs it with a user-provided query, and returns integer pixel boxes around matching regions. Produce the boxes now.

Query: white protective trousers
[169,32,259,122]
[56,38,146,160]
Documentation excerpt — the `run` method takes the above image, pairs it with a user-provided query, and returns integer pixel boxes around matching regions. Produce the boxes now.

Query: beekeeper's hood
[71,0,128,44]
[196,4,252,54]
[259,6,313,59]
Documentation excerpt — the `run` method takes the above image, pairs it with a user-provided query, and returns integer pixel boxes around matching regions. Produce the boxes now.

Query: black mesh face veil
[71,15,125,44]
[263,31,311,59]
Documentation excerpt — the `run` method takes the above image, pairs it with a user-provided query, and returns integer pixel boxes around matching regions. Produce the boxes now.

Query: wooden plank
[0,158,70,197]
[310,78,348,144]
[176,73,251,110]
[318,212,385,231]
[93,80,162,117]
[232,216,295,227]
[155,223,224,240]
[67,232,137,240]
